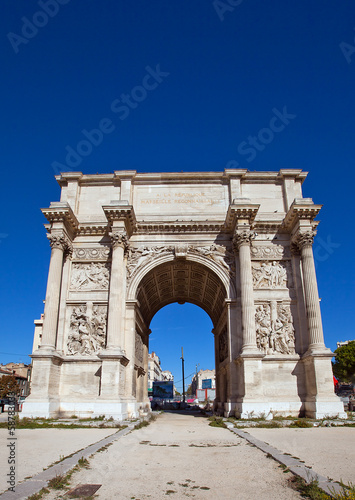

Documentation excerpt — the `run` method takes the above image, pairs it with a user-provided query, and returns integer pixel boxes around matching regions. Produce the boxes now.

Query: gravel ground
[43,412,302,500]
[0,428,118,493]
[247,427,355,485]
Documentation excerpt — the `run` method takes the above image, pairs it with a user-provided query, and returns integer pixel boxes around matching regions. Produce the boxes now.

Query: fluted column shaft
[40,234,70,350]
[106,231,127,350]
[298,232,325,348]
[234,230,258,353]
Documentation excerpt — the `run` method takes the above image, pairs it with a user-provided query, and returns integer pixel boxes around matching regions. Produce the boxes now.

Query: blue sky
[0,1,354,391]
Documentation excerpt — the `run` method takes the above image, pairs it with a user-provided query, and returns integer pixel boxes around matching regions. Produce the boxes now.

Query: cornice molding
[225,200,260,232]
[41,202,79,237]
[282,199,322,232]
[102,203,137,236]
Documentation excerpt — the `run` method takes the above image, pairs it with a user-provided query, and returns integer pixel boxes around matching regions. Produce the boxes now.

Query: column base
[304,398,347,419]
[22,397,143,421]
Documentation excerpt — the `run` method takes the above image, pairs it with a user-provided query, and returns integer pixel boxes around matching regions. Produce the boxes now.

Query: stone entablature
[22,169,346,422]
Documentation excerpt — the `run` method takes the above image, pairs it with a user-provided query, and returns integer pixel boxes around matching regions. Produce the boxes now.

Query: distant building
[190,369,215,395]
[148,352,163,394]
[162,370,174,381]
[32,314,44,351]
[337,341,354,348]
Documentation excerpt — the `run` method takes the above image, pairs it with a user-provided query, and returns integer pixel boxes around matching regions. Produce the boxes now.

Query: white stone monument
[22,169,346,420]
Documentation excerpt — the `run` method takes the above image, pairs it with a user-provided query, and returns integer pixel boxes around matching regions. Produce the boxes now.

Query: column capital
[233,229,254,252]
[292,230,316,251]
[47,232,73,257]
[109,230,128,250]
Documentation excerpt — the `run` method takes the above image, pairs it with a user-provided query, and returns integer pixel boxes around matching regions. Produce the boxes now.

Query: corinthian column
[233,229,259,354]
[40,233,72,350]
[106,230,128,352]
[296,231,326,350]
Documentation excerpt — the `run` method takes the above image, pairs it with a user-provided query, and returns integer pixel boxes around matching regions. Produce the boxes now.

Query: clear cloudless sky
[0,1,354,392]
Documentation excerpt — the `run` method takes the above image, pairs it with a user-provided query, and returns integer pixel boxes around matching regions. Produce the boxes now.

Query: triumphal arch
[23,169,346,420]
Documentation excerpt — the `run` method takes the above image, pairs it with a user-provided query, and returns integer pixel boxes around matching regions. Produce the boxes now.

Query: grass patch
[288,419,313,428]
[27,488,50,500]
[255,421,282,428]
[207,416,226,428]
[134,420,150,430]
[47,473,70,490]
[78,456,90,468]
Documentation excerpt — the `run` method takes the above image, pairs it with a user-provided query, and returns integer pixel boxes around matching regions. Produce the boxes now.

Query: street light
[181,347,185,403]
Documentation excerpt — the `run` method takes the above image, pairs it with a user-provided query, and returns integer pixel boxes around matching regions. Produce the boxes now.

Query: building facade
[148,351,163,393]
[191,369,216,394]
[22,169,346,420]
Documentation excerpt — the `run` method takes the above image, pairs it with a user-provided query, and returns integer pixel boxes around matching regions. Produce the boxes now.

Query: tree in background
[0,376,20,398]
[332,341,355,383]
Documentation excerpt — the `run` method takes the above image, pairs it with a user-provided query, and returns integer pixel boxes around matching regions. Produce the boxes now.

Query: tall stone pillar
[283,199,346,418]
[233,229,259,354]
[295,231,326,351]
[40,233,72,350]
[106,230,128,352]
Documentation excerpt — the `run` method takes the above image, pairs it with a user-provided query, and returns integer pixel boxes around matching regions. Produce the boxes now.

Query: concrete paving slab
[0,428,119,495]
[246,427,355,485]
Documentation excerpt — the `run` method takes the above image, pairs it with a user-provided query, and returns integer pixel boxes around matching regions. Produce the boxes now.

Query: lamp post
[181,347,185,404]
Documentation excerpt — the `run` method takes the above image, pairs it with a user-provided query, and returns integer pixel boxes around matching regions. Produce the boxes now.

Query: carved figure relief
[189,244,235,276]
[127,246,174,279]
[251,245,289,260]
[218,329,228,362]
[255,301,295,355]
[67,304,107,355]
[70,262,110,290]
[135,331,144,363]
[252,261,288,288]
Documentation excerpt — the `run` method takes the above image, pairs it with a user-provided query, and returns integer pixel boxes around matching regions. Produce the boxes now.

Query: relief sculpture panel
[188,244,235,277]
[135,331,144,364]
[70,262,110,290]
[127,246,174,280]
[255,301,295,355]
[67,304,107,355]
[252,261,289,288]
[218,328,228,362]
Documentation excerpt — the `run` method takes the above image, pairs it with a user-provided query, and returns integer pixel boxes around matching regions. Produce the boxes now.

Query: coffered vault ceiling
[137,260,226,327]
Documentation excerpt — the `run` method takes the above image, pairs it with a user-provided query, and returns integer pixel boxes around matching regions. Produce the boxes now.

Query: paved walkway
[1,412,354,499]
[43,412,301,500]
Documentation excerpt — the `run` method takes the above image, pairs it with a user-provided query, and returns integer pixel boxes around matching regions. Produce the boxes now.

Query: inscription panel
[134,185,229,216]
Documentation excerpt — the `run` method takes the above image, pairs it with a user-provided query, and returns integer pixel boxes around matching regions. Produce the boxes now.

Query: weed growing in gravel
[78,456,90,468]
[47,473,70,490]
[288,419,313,428]
[208,416,226,428]
[134,420,150,430]
[27,488,50,500]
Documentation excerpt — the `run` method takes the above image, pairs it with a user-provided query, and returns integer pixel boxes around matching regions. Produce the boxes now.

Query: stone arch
[127,252,236,322]
[126,253,236,415]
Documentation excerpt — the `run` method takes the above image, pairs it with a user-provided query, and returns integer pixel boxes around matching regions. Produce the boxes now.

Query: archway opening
[149,302,214,399]
[133,258,230,408]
